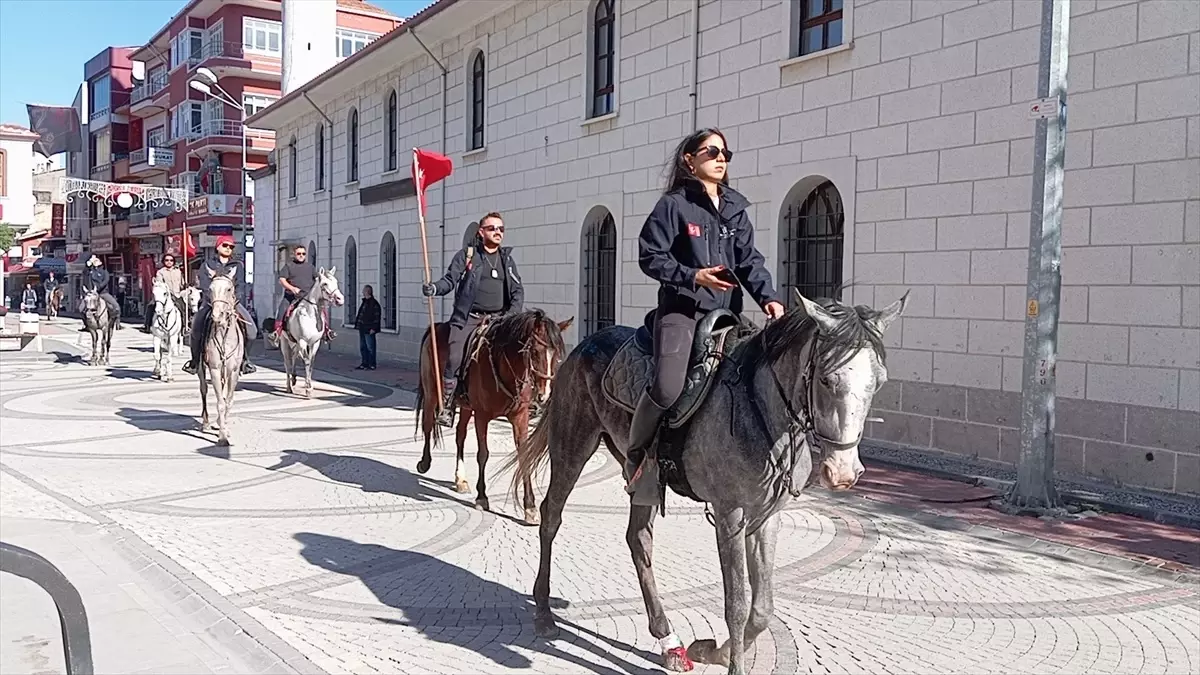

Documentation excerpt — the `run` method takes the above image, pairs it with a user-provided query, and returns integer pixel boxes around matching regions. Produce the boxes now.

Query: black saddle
[601,309,744,428]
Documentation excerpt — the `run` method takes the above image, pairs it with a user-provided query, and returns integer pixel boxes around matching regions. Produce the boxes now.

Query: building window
[314,124,325,191]
[336,29,377,60]
[243,18,282,56]
[344,236,357,324]
[582,209,617,337]
[781,180,844,305]
[591,0,616,118]
[0,149,6,196]
[88,76,112,115]
[307,240,318,269]
[242,94,277,117]
[146,126,165,147]
[171,29,203,69]
[386,89,398,171]
[380,232,397,330]
[468,51,486,150]
[347,108,359,183]
[796,0,844,57]
[288,137,297,198]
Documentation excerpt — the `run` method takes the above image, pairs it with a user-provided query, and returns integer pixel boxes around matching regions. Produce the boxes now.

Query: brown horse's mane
[486,309,566,356]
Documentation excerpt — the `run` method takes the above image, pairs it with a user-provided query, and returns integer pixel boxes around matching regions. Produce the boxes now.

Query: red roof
[336,0,395,15]
[0,123,40,141]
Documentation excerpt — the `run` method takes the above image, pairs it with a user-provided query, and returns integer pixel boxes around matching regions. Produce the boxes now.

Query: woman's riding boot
[625,391,669,506]
[241,333,257,375]
[436,378,457,428]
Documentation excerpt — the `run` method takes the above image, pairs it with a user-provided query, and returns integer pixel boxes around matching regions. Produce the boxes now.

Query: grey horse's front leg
[743,512,779,646]
[688,505,749,675]
[627,505,692,671]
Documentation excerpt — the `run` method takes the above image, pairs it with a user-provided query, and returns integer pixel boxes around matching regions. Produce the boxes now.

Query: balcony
[196,40,280,79]
[187,119,275,154]
[130,75,169,117]
[128,147,175,176]
[89,162,113,182]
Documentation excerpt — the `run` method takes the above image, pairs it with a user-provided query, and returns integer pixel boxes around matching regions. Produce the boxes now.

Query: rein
[474,322,559,415]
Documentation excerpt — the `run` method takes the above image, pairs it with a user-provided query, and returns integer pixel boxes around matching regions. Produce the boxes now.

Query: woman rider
[626,128,786,505]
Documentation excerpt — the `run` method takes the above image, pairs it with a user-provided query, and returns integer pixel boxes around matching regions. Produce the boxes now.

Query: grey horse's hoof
[687,639,729,666]
[533,613,559,639]
[474,497,490,512]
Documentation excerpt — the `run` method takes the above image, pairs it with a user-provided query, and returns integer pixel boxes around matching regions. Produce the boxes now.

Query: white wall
[0,137,38,226]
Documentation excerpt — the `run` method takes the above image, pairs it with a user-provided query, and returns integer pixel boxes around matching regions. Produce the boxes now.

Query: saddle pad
[601,335,725,430]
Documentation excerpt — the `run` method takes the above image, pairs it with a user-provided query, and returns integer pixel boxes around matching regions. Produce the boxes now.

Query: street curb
[860,447,1200,532]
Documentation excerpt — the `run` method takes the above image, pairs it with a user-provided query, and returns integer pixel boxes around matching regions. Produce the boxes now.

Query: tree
[0,223,15,254]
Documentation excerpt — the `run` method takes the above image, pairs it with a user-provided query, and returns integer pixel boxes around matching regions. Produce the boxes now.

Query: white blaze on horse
[279,267,344,398]
[80,288,117,366]
[198,272,244,446]
[150,279,184,382]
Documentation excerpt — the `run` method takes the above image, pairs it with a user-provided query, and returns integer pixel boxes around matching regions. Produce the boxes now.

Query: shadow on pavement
[293,533,660,675]
[114,406,230,458]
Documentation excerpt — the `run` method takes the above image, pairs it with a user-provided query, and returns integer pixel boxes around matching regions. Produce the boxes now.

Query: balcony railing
[131,75,168,104]
[198,40,246,62]
[188,119,275,142]
[129,146,175,168]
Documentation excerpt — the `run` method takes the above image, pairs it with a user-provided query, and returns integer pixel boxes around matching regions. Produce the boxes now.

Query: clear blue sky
[0,0,432,126]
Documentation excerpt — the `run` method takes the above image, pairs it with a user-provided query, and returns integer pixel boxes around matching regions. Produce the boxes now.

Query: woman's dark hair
[665,127,730,193]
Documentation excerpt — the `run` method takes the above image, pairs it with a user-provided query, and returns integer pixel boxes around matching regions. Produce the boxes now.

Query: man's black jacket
[430,245,525,327]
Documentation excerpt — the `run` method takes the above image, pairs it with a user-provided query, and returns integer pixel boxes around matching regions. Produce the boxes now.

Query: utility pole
[1008,0,1070,510]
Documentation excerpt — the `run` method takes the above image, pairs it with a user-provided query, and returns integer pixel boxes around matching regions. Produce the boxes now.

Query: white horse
[280,267,344,398]
[150,280,184,382]
[199,272,244,446]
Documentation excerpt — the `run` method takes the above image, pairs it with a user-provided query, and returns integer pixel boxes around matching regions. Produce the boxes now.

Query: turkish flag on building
[411,148,453,217]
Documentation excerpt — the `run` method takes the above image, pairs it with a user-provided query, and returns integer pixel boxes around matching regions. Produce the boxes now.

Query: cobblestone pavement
[1,323,1198,674]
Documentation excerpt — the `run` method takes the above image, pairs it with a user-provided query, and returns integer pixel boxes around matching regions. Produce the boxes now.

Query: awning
[3,265,32,275]
[33,257,67,273]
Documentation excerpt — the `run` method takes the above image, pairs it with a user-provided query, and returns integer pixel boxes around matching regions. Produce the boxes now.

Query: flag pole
[414,149,443,407]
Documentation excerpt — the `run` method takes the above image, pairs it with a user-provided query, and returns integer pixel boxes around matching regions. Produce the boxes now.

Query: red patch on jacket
[687,223,702,237]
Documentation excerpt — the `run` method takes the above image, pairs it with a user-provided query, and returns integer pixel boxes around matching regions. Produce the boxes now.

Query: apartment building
[247,0,1198,496]
[112,0,399,303]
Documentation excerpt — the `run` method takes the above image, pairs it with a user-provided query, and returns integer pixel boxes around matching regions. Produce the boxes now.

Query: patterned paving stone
[1,329,1197,674]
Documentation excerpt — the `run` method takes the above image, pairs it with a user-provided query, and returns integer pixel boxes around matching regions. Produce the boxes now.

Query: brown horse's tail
[504,393,553,506]
[414,325,443,448]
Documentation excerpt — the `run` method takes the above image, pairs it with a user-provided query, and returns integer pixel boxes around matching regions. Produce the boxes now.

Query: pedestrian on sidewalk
[354,284,381,370]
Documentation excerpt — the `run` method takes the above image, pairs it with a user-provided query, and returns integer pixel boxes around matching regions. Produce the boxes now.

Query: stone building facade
[248,0,1199,495]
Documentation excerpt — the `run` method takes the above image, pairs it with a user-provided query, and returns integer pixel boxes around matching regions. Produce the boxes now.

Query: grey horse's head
[82,288,102,313]
[207,271,238,327]
[316,266,345,306]
[764,291,909,491]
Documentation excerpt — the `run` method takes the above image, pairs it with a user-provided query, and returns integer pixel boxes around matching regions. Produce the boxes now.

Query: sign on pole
[1009,0,1070,510]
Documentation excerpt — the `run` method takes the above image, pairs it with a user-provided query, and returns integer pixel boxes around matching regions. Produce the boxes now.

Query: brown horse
[416,309,573,521]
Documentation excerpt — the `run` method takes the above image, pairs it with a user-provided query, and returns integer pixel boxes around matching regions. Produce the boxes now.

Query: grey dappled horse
[279,266,344,398]
[508,291,908,675]
[81,288,117,366]
[150,279,184,382]
[198,273,244,446]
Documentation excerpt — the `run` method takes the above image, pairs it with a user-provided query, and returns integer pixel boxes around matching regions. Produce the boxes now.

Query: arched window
[386,89,398,171]
[582,209,617,337]
[347,108,359,183]
[780,180,844,306]
[591,0,616,118]
[380,232,397,330]
[288,138,297,198]
[469,52,486,150]
[307,239,318,268]
[344,236,357,324]
[314,124,325,191]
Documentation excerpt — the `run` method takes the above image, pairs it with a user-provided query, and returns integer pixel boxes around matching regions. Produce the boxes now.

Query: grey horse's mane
[749,299,887,376]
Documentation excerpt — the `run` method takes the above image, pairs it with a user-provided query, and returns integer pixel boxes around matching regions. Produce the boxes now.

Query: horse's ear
[318,266,326,276]
[872,290,910,334]
[557,316,574,332]
[793,289,838,334]
[329,266,337,277]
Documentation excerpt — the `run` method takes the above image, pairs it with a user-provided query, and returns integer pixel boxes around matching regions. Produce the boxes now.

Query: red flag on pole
[411,147,454,409]
[411,148,453,216]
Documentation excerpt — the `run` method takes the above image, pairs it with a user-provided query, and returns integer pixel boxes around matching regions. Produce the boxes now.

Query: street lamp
[187,70,248,238]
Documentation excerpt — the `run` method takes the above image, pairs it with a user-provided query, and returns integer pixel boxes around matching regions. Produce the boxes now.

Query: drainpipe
[301,92,334,270]
[273,152,281,318]
[689,0,700,131]
[410,27,449,318]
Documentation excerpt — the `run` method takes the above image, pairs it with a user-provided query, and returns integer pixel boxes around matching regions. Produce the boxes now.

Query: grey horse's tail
[504,392,552,506]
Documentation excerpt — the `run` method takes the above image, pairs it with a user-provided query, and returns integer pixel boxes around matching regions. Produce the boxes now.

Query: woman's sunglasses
[696,145,733,162]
